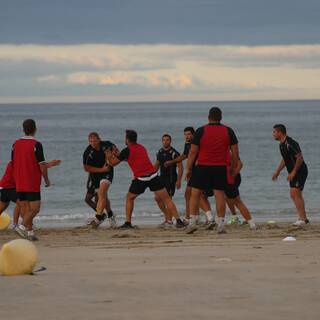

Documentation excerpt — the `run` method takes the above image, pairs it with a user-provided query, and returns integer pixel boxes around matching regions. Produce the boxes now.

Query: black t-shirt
[156,147,180,177]
[279,136,307,173]
[183,142,191,157]
[83,141,114,180]
[118,147,130,162]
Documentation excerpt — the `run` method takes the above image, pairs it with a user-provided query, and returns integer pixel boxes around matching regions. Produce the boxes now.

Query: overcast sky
[1,0,320,103]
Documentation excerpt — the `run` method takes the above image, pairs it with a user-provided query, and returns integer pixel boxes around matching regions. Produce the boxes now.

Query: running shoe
[217,224,226,234]
[159,220,174,229]
[292,219,310,226]
[108,214,118,229]
[183,217,190,226]
[176,219,185,229]
[185,224,197,234]
[205,221,216,230]
[15,225,28,239]
[27,231,39,241]
[119,222,134,229]
[227,216,240,225]
[87,213,106,229]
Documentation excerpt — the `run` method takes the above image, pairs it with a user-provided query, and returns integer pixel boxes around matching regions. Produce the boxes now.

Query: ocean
[0,100,319,227]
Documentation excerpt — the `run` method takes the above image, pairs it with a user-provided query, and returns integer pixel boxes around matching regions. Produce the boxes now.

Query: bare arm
[176,161,184,189]
[105,149,121,167]
[83,164,110,173]
[40,163,50,187]
[287,153,304,181]
[185,144,199,180]
[154,160,160,171]
[164,154,187,167]
[45,159,61,168]
[230,144,239,176]
[234,159,243,176]
[272,159,285,181]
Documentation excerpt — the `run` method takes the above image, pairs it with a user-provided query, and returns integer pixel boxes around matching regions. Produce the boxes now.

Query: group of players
[0,107,310,241]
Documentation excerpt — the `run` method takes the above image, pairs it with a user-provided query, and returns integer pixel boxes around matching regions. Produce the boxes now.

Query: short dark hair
[88,132,100,139]
[184,127,195,134]
[126,129,137,143]
[273,124,287,134]
[208,107,222,121]
[162,134,172,141]
[23,119,36,135]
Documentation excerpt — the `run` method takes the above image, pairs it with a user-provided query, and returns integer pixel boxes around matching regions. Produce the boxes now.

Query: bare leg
[184,186,191,219]
[30,200,41,224]
[125,192,138,223]
[13,201,21,225]
[189,188,201,221]
[96,181,110,216]
[20,201,32,230]
[105,196,111,213]
[0,202,9,215]
[199,194,211,212]
[214,190,226,232]
[154,189,180,220]
[226,198,237,215]
[290,188,307,220]
[233,197,252,221]
[154,193,171,221]
[85,192,97,212]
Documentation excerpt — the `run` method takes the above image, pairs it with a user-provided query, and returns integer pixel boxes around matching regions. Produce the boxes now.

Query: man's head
[184,127,195,143]
[88,132,100,149]
[208,107,222,122]
[162,134,172,149]
[273,124,287,141]
[23,119,37,136]
[125,129,137,145]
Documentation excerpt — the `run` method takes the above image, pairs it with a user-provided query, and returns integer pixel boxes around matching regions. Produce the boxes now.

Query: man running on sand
[106,130,185,229]
[272,124,309,226]
[12,119,61,241]
[154,134,183,228]
[186,107,239,234]
[83,132,117,228]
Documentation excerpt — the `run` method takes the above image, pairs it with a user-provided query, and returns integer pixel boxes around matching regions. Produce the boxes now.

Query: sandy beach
[1,223,320,320]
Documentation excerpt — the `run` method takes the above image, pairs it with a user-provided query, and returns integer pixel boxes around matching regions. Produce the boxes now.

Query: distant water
[0,101,319,227]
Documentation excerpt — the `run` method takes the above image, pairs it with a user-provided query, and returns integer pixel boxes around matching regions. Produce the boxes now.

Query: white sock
[27,230,34,236]
[248,220,256,228]
[205,211,213,222]
[19,224,26,231]
[215,216,225,227]
[190,215,198,225]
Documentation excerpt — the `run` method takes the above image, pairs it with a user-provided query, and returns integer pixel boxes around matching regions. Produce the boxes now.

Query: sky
[1,0,320,103]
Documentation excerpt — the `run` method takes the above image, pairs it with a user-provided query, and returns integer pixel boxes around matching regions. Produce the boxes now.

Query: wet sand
[1,222,320,320]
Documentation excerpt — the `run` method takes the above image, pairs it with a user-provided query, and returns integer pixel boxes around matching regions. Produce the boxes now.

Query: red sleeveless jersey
[0,161,15,189]
[127,143,156,178]
[12,137,44,192]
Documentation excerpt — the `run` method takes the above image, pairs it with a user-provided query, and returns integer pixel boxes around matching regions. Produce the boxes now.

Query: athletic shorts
[90,173,113,190]
[0,188,17,203]
[290,166,308,191]
[17,192,41,201]
[225,174,241,199]
[129,175,165,195]
[204,189,214,198]
[162,176,177,197]
[189,165,227,191]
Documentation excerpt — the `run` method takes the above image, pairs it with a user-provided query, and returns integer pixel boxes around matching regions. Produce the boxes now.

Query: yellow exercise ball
[0,239,38,276]
[0,212,10,230]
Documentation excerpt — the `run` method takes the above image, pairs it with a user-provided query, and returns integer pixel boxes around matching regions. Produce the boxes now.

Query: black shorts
[90,173,113,190]
[0,188,17,203]
[17,192,41,202]
[129,175,165,195]
[189,165,227,191]
[204,190,214,197]
[225,174,241,199]
[290,167,308,191]
[162,176,177,197]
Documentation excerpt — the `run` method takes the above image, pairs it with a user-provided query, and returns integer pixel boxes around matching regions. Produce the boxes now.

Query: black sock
[96,213,106,221]
[176,218,183,224]
[107,210,114,218]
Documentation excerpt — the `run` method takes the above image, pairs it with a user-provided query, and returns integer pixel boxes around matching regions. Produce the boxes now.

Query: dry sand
[1,222,320,320]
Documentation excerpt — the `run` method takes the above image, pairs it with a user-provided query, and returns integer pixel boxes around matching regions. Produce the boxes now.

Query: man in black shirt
[83,132,117,228]
[272,124,309,226]
[154,134,183,227]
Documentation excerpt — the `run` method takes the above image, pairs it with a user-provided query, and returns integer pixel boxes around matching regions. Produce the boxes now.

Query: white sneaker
[87,217,102,229]
[186,224,197,234]
[158,220,174,229]
[108,215,118,229]
[292,219,309,226]
[15,225,28,239]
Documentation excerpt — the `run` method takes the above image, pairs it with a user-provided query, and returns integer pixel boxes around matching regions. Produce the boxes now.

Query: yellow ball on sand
[0,212,11,230]
[0,239,38,276]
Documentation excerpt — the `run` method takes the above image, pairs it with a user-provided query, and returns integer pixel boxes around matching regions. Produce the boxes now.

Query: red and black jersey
[0,161,15,189]
[11,136,45,192]
[192,123,238,166]
[119,143,156,178]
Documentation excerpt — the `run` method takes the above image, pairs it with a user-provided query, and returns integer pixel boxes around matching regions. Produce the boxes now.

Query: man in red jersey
[12,119,60,241]
[106,130,185,229]
[185,107,239,234]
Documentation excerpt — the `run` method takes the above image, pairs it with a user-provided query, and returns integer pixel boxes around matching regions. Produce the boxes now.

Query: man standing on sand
[272,124,309,226]
[185,107,239,234]
[154,134,183,228]
[83,132,117,228]
[12,119,61,241]
[164,127,214,226]
[106,130,185,229]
